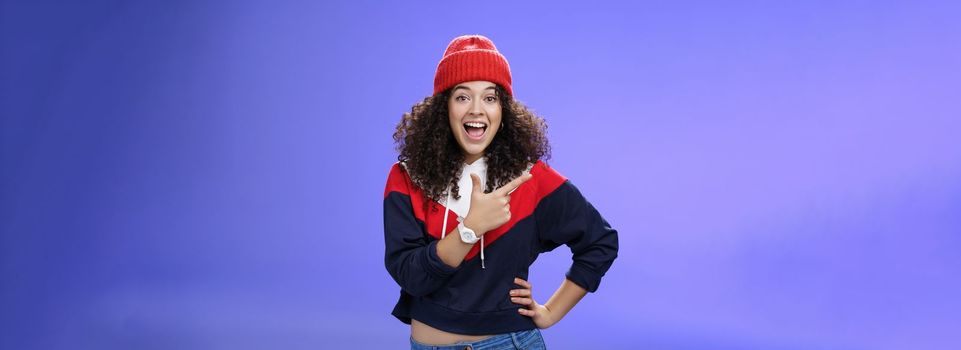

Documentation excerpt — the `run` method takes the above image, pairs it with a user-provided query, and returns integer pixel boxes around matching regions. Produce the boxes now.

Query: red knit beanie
[433,35,513,96]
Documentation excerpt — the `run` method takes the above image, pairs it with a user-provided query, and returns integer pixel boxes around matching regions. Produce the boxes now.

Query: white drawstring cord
[441,190,451,239]
[480,236,485,269]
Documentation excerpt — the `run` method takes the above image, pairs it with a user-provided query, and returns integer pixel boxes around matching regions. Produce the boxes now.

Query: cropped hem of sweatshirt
[383,160,618,335]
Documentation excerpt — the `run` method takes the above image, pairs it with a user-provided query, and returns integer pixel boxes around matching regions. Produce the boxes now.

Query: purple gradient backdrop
[2,1,960,349]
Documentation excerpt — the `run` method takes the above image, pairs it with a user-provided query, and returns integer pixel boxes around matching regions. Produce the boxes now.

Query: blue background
[2,0,960,349]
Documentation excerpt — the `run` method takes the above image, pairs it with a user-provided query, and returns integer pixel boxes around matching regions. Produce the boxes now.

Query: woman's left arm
[516,171,618,328]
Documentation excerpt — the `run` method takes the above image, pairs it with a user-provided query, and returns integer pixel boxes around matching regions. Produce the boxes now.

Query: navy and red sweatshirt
[383,160,618,335]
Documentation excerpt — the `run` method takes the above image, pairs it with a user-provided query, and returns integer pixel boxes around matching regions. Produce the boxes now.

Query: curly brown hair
[393,85,550,202]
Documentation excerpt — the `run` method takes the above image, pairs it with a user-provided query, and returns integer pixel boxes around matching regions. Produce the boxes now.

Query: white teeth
[465,122,486,128]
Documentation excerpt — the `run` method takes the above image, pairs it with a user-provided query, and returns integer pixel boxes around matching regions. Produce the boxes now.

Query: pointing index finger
[496,173,533,196]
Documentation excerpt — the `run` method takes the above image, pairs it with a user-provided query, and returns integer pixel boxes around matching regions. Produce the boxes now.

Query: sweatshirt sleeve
[383,164,460,297]
[534,166,618,293]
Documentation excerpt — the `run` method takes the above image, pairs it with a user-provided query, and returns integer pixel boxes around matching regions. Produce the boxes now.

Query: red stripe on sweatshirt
[383,161,567,260]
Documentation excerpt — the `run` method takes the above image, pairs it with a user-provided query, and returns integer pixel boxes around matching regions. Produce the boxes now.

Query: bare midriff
[411,319,493,345]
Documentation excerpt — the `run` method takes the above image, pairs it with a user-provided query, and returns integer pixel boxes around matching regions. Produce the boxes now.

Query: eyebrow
[452,85,497,92]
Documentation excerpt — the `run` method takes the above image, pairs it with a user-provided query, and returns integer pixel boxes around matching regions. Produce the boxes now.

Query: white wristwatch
[457,222,480,244]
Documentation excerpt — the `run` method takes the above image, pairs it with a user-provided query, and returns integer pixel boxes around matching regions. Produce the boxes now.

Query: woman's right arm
[435,172,533,267]
[383,178,461,297]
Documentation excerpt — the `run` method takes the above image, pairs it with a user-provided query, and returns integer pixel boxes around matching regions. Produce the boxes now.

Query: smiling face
[448,81,504,164]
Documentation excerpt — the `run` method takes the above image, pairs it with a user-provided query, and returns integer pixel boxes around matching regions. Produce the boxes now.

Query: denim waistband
[409,328,545,350]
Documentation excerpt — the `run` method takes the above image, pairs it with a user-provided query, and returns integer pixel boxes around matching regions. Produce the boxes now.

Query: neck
[464,154,482,165]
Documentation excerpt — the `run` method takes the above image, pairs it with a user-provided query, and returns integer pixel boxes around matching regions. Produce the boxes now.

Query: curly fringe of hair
[393,85,550,203]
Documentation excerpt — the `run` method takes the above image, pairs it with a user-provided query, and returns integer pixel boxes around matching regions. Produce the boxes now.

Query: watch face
[459,226,476,242]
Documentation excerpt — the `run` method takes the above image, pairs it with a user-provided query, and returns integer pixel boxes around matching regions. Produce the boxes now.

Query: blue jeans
[410,328,547,350]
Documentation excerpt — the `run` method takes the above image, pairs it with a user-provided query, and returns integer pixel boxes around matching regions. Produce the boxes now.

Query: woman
[384,34,618,350]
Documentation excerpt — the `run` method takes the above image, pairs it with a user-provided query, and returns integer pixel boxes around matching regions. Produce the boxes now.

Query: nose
[469,100,484,116]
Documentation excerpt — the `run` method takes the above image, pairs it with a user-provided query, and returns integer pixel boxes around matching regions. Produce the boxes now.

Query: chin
[461,146,487,159]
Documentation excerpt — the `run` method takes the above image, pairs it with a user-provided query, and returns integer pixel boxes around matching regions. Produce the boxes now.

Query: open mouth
[463,121,488,141]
